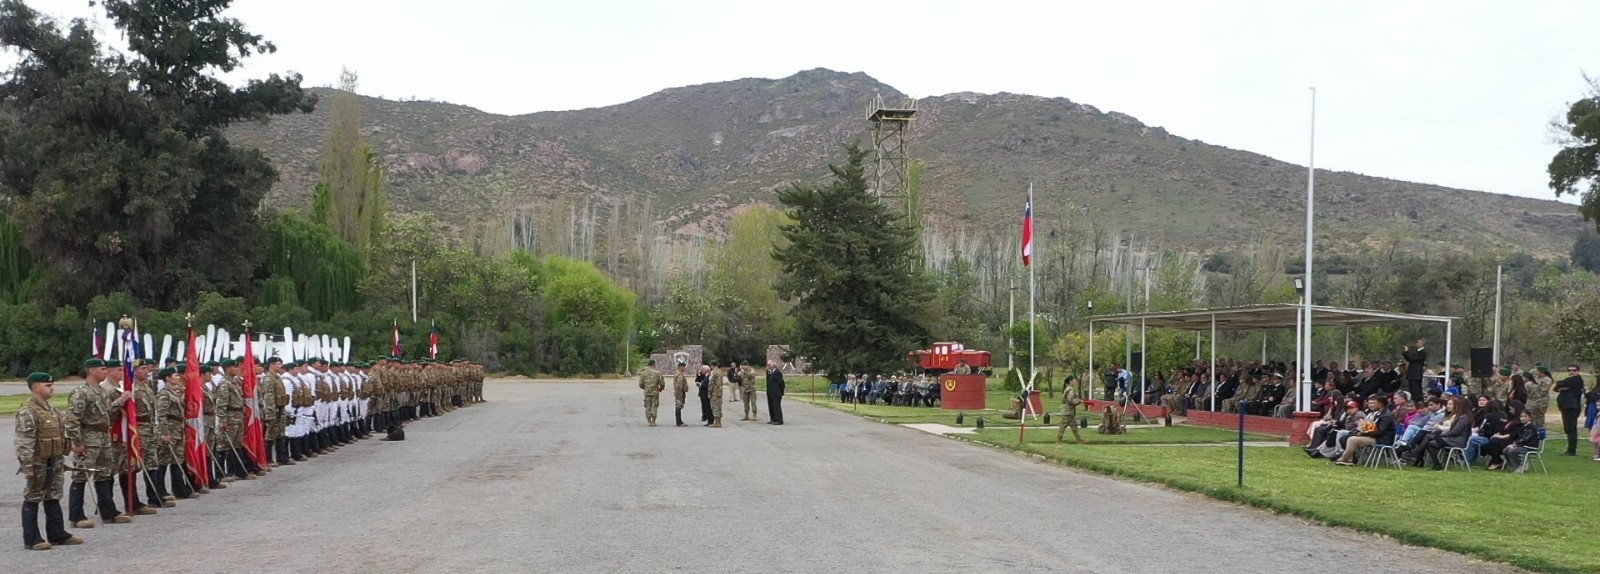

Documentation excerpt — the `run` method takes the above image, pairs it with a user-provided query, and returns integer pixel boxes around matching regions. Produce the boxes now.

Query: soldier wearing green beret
[65,358,132,526]
[16,372,84,550]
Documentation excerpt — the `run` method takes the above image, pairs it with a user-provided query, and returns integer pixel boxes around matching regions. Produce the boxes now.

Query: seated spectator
[1396,398,1446,447]
[1482,408,1530,470]
[1466,397,1506,464]
[1411,396,1472,470]
[1335,395,1395,466]
[1306,400,1363,458]
[1501,410,1544,472]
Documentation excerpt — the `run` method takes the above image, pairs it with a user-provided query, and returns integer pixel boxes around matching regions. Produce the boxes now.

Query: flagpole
[1300,86,1316,412]
[1027,183,1036,415]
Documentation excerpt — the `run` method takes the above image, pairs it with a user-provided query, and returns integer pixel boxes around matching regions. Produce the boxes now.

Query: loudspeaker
[1469,348,1493,378]
[1130,352,1144,372]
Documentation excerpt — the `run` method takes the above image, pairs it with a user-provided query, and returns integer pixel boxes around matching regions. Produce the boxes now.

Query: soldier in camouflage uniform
[154,368,195,500]
[1057,376,1086,444]
[16,372,84,550]
[672,362,689,427]
[707,361,725,428]
[65,359,132,526]
[262,358,291,466]
[1528,364,1554,428]
[740,362,759,421]
[215,359,250,480]
[638,359,664,426]
[133,360,172,509]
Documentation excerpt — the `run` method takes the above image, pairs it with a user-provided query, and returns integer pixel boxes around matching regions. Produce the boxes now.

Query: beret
[27,372,54,383]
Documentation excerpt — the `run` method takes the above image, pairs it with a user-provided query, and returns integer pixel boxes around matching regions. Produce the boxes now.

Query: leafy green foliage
[0,213,41,304]
[1573,228,1600,273]
[263,213,365,316]
[1548,75,1600,231]
[310,69,386,262]
[774,143,933,379]
[0,0,314,308]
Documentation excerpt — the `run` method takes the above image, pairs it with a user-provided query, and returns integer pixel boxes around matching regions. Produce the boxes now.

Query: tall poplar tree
[773,143,931,378]
[311,67,387,262]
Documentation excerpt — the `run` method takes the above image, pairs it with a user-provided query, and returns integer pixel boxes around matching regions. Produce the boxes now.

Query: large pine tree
[0,0,314,308]
[773,143,931,378]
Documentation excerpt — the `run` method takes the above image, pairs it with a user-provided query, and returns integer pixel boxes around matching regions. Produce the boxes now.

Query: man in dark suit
[765,361,785,425]
[695,365,713,425]
[1553,364,1587,456]
[1401,340,1428,401]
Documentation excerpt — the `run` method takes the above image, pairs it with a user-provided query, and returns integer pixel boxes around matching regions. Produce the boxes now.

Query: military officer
[16,372,84,551]
[740,361,759,422]
[65,358,132,526]
[638,359,664,426]
[707,361,725,428]
[671,361,689,427]
[1057,376,1086,444]
[133,360,172,509]
[262,357,291,466]
[154,368,195,500]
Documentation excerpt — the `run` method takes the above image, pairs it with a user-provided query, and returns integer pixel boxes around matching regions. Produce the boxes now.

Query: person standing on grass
[1554,364,1586,456]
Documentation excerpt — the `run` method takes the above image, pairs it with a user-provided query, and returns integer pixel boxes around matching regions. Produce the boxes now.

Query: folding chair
[1442,446,1472,472]
[1514,429,1548,475]
[1363,444,1404,469]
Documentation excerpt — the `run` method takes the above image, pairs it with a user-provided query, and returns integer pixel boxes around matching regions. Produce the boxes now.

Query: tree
[1573,228,1600,273]
[0,213,41,304]
[311,68,387,262]
[1549,75,1600,231]
[0,0,315,308]
[774,143,931,379]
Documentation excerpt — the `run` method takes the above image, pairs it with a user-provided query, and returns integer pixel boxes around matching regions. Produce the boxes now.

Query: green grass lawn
[0,394,68,416]
[961,433,1598,574]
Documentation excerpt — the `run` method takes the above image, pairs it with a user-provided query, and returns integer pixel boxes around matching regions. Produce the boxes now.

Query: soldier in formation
[15,352,486,549]
[671,361,689,427]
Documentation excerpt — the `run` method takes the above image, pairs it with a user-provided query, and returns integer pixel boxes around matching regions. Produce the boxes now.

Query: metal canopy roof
[1088,304,1456,331]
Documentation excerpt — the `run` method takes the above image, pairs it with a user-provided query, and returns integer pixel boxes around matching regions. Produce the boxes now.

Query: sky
[8,0,1598,203]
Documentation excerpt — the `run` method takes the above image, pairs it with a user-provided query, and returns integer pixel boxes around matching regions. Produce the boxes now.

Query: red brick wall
[1186,410,1300,443]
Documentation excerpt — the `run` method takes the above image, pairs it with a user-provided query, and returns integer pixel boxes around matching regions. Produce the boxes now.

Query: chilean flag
[1021,198,1033,267]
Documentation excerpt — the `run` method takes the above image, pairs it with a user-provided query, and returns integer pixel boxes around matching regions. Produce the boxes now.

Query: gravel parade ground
[1,381,1517,573]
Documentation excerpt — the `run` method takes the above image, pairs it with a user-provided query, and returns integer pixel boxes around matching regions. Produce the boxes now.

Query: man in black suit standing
[695,365,713,425]
[1553,363,1587,456]
[765,361,785,425]
[1401,340,1427,401]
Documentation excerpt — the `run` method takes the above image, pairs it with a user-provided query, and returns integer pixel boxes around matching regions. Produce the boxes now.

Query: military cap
[105,360,123,368]
[26,372,54,384]
[203,361,219,369]
[158,367,177,378]
[172,362,187,370]
[138,358,157,366]
[221,358,238,367]
[708,360,718,366]
[266,356,283,365]
[1498,366,1512,376]
[284,361,299,369]
[647,358,657,366]
[312,357,328,364]
[83,358,106,368]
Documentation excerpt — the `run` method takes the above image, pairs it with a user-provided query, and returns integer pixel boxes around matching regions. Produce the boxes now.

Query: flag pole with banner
[118,317,143,515]
[182,315,210,489]
[241,321,267,469]
[429,320,439,359]
[1021,185,1037,439]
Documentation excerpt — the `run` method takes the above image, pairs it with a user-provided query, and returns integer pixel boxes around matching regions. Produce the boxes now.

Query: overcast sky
[11,0,1598,203]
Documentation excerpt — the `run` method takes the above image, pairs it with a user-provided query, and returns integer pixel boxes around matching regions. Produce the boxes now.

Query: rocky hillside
[228,68,1586,258]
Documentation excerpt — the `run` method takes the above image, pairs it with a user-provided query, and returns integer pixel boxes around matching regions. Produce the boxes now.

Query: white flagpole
[1027,183,1037,419]
[1300,86,1317,412]
[1492,264,1502,365]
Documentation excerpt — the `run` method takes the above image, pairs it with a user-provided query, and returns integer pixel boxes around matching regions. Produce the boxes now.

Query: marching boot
[23,500,46,550]
[93,480,130,523]
[42,500,79,546]
[68,480,92,528]
[675,408,685,427]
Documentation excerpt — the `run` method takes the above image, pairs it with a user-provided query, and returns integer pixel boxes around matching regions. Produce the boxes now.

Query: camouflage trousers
[742,386,759,417]
[710,387,723,420]
[674,382,687,410]
[643,391,660,421]
[72,436,122,482]
[1057,404,1083,443]
[23,458,66,503]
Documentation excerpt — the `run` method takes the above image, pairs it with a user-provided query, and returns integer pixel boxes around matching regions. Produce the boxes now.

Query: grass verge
[961,431,1597,574]
[0,394,69,416]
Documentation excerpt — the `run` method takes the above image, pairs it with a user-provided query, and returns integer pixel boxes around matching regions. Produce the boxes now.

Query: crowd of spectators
[834,374,941,407]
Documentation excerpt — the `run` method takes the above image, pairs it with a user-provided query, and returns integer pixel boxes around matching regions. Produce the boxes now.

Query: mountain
[227,68,1586,258]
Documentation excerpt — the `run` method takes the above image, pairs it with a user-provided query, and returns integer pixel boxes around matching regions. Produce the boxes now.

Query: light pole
[1294,277,1307,411]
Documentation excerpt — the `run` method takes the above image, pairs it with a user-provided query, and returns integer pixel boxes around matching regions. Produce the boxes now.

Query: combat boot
[712,417,722,428]
[23,500,44,550]
[68,481,92,528]
[42,500,80,546]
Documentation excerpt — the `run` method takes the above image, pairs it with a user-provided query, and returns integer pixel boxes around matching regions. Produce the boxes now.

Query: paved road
[0,381,1515,573]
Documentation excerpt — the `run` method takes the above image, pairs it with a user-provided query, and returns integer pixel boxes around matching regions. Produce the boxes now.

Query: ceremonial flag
[429,320,439,359]
[183,323,210,488]
[119,321,143,508]
[241,329,267,468]
[1021,198,1033,267]
[392,319,402,357]
[92,322,102,359]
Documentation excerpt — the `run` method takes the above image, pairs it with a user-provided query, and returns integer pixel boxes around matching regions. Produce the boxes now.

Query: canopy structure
[1087,304,1457,412]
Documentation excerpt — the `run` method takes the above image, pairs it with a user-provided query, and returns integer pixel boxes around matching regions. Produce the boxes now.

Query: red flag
[392,320,402,357]
[119,326,142,509]
[183,325,210,488]
[1021,199,1033,266]
[241,332,267,469]
[429,320,439,359]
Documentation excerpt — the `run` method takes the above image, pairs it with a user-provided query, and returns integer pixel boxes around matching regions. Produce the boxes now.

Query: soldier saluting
[16,372,84,550]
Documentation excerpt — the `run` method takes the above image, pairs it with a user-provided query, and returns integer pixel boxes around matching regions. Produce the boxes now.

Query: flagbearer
[16,372,84,550]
